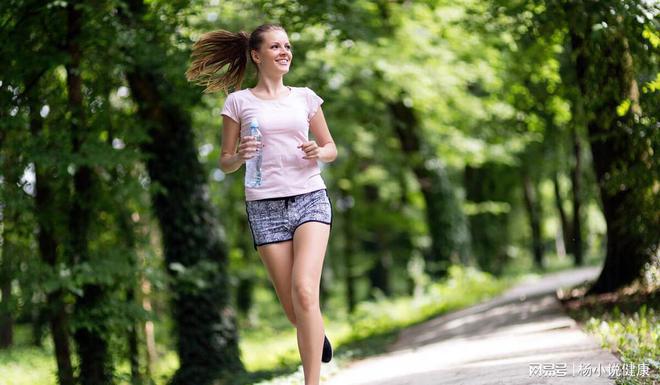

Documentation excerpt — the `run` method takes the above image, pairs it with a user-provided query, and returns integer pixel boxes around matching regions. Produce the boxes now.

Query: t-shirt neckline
[247,86,293,102]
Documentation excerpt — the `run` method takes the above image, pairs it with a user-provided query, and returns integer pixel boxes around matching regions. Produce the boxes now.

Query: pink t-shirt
[221,86,327,201]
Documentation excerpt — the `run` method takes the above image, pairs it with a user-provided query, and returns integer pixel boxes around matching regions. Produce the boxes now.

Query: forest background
[0,0,658,384]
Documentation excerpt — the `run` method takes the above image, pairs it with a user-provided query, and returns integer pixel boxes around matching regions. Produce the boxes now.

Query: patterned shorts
[245,189,333,250]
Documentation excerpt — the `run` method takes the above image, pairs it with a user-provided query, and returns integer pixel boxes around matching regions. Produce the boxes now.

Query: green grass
[0,325,60,385]
[0,344,56,385]
[560,265,660,385]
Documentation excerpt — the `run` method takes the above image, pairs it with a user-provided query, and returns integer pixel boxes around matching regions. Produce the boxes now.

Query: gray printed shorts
[245,189,333,250]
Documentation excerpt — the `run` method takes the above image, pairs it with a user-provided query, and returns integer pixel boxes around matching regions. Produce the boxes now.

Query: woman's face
[252,29,292,76]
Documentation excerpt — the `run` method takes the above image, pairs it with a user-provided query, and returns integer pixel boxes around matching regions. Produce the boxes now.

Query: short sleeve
[305,87,324,121]
[221,93,240,124]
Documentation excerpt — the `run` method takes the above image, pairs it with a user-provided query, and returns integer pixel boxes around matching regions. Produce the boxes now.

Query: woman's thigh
[257,241,296,320]
[291,222,330,299]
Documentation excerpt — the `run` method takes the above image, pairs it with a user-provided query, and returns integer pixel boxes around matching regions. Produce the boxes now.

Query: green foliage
[575,303,660,384]
[0,345,57,385]
[1,0,657,383]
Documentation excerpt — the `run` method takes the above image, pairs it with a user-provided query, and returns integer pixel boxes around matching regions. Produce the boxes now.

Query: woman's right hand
[236,136,262,162]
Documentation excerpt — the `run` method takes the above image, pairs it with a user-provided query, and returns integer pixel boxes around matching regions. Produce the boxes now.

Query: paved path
[323,266,620,385]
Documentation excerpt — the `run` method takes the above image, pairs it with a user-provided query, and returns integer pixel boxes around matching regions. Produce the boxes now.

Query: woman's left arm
[299,106,337,163]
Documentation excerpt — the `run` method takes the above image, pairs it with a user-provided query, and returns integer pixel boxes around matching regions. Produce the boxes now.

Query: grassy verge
[558,266,660,385]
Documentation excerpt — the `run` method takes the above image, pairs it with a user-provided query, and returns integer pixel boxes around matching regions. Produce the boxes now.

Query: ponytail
[185,29,250,94]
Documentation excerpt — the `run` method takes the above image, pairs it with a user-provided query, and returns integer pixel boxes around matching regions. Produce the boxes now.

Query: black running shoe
[322,334,333,363]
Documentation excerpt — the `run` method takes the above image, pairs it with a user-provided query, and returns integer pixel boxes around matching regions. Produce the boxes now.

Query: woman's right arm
[220,115,258,174]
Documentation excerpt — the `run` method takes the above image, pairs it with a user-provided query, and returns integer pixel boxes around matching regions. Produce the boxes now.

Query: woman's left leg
[291,221,330,385]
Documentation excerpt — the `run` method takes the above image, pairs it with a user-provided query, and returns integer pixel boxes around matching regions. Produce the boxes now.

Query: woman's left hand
[298,140,323,160]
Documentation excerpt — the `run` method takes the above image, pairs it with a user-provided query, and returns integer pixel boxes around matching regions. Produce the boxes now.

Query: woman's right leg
[257,241,297,326]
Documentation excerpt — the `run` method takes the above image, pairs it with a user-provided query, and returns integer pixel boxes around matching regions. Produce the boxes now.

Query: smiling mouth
[276,59,290,65]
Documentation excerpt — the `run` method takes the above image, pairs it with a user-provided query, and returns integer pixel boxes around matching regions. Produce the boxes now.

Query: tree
[389,98,470,277]
[490,0,659,292]
[119,1,244,383]
[29,80,76,385]
[65,2,115,384]
[560,1,659,293]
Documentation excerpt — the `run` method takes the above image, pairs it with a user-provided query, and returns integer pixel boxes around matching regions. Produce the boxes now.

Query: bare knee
[286,313,297,327]
[280,296,297,326]
[292,282,318,313]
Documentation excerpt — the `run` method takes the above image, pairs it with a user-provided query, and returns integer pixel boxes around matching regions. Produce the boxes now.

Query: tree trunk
[126,68,244,383]
[368,247,391,298]
[73,286,112,385]
[552,172,571,258]
[388,99,469,278]
[236,217,254,319]
[567,8,657,294]
[127,286,141,385]
[464,164,514,275]
[121,3,243,379]
[570,125,584,265]
[28,78,75,385]
[0,118,18,350]
[339,183,357,313]
[141,273,156,381]
[363,184,391,297]
[31,306,47,348]
[368,260,389,297]
[522,173,544,270]
[235,277,254,318]
[65,3,113,384]
[562,13,588,266]
[0,213,14,349]
[236,277,254,317]
[115,209,141,385]
[106,99,144,385]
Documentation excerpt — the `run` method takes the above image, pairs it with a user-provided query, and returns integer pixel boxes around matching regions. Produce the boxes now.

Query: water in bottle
[244,118,263,188]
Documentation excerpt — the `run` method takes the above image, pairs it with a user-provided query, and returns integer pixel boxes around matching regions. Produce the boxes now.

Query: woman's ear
[251,50,260,64]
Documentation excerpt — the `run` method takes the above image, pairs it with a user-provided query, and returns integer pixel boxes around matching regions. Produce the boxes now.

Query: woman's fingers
[298,140,316,150]
[302,150,320,159]
[299,140,320,159]
[239,136,262,160]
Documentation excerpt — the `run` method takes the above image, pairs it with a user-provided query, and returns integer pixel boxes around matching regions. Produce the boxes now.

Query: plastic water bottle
[244,118,263,188]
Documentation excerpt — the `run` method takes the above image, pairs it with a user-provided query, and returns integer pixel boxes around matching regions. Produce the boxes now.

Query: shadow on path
[323,266,620,385]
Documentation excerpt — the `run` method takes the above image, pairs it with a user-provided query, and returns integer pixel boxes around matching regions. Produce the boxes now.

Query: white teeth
[277,60,289,64]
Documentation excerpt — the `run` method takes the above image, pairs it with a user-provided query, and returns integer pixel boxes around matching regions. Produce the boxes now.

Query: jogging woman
[186,23,336,385]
